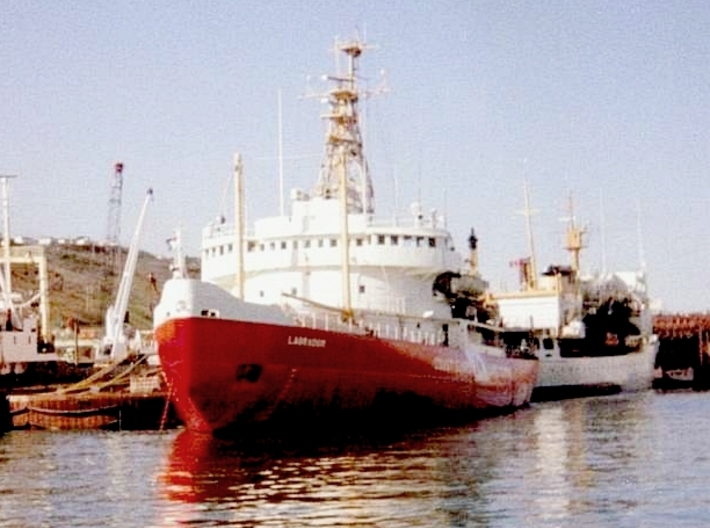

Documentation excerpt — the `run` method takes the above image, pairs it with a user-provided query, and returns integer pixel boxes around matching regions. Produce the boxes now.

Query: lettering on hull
[287,335,327,348]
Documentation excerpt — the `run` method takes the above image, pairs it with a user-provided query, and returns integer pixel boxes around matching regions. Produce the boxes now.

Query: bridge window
[355,238,364,246]
[304,240,311,248]
[377,235,386,245]
[391,235,399,245]
[330,238,337,247]
[280,241,287,250]
[429,237,436,248]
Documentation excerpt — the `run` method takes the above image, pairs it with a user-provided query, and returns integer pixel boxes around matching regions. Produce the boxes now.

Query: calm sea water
[1,390,708,527]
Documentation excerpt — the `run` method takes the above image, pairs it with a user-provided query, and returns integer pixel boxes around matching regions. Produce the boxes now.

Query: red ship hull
[155,317,538,435]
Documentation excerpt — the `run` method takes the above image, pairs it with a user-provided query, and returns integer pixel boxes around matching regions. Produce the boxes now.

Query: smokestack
[468,228,479,275]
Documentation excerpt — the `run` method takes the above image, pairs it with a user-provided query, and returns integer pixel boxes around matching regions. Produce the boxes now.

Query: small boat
[153,37,538,436]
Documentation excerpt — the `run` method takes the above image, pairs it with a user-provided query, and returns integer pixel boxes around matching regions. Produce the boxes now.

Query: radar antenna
[311,37,384,214]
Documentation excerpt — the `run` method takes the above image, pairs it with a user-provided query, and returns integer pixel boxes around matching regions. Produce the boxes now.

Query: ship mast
[313,38,374,214]
[313,37,377,317]
[521,182,538,290]
[564,193,585,276]
[338,148,352,318]
[233,153,245,299]
[0,175,18,325]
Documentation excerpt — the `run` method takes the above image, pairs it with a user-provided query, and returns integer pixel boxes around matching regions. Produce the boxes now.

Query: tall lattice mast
[105,162,124,276]
[312,38,375,214]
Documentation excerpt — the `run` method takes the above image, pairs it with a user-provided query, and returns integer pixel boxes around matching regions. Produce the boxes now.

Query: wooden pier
[653,314,710,390]
[4,357,180,431]
[8,390,177,431]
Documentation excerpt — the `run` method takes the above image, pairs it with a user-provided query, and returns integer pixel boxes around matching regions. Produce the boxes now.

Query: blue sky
[1,1,708,313]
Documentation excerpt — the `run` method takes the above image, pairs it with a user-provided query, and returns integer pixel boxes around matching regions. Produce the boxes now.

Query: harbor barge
[5,358,178,431]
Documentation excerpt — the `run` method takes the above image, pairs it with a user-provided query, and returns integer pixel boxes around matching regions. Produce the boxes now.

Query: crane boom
[103,188,153,361]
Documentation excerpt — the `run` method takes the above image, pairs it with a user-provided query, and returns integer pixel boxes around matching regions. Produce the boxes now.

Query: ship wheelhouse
[201,191,461,320]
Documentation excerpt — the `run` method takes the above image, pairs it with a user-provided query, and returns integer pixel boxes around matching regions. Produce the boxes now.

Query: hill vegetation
[10,244,200,332]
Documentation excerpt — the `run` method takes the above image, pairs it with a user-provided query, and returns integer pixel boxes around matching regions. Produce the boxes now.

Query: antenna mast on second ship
[564,193,586,276]
[521,182,538,290]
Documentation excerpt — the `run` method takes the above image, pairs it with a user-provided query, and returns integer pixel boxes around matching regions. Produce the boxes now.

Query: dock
[653,314,710,390]
[4,357,179,431]
[8,391,175,431]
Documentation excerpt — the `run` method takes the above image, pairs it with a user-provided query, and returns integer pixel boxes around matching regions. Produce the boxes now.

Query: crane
[105,162,124,278]
[99,188,153,362]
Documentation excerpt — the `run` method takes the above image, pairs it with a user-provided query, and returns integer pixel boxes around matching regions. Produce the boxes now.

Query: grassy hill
[9,244,200,332]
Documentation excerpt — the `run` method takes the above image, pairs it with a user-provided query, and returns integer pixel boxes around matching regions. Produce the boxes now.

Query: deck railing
[290,309,446,347]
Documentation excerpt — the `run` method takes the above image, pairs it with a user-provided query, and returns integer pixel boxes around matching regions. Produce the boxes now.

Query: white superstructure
[200,38,486,328]
[202,201,464,319]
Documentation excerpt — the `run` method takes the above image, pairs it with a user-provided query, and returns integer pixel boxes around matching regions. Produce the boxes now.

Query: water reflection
[0,430,173,528]
[3,393,710,527]
[524,394,654,526]
[157,423,508,526]
[157,400,645,527]
[532,405,571,524]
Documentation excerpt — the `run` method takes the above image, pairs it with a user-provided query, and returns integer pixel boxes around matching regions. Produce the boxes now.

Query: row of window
[254,284,368,298]
[204,234,450,259]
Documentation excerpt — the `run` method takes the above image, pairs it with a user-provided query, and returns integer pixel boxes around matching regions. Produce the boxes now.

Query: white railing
[291,309,446,347]
[202,211,451,242]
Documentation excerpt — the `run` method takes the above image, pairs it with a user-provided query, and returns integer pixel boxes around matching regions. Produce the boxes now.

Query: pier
[8,390,175,431]
[2,358,179,431]
[653,314,710,389]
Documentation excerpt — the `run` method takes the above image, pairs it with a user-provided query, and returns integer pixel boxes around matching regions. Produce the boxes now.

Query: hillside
[9,244,200,332]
